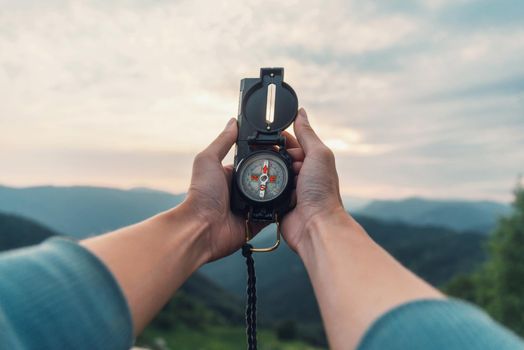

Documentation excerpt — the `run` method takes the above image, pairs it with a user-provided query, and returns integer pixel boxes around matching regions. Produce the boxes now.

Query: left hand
[184,118,252,262]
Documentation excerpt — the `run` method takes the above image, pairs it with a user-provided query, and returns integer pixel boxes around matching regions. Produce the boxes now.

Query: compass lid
[242,68,298,133]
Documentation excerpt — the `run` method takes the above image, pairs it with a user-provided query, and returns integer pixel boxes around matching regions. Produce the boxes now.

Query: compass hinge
[247,133,285,147]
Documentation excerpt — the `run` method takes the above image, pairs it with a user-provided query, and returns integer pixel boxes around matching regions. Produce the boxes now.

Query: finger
[282,130,301,149]
[203,118,238,161]
[223,164,234,190]
[293,108,325,154]
[292,161,303,174]
[290,190,297,208]
[223,164,234,179]
[287,148,305,162]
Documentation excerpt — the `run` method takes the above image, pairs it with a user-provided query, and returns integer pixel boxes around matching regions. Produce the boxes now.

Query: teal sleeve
[357,299,524,350]
[0,238,133,350]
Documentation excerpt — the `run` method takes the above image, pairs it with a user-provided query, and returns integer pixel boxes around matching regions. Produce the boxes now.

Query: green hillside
[0,186,500,348]
[0,212,321,349]
[138,272,326,349]
[0,212,59,252]
[358,216,488,285]
[201,214,488,338]
[138,326,323,350]
[0,212,243,324]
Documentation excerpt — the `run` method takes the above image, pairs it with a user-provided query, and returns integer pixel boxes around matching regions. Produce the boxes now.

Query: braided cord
[242,244,257,350]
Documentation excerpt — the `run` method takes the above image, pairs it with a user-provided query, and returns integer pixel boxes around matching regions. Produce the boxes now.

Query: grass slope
[201,214,488,327]
[138,326,324,350]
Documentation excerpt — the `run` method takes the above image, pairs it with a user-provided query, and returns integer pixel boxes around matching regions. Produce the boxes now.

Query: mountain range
[0,185,509,237]
[0,184,509,347]
[0,206,322,348]
[0,185,185,238]
[200,216,488,327]
[356,197,510,233]
[0,213,250,340]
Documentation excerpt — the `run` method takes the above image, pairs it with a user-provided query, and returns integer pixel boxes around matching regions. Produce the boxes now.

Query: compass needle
[259,160,270,198]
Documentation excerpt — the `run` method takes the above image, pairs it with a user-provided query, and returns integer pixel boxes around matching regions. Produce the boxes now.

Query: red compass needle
[259,160,269,199]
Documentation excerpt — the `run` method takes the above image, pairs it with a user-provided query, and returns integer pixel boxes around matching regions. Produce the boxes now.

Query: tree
[445,182,524,336]
[276,320,297,341]
[477,183,524,335]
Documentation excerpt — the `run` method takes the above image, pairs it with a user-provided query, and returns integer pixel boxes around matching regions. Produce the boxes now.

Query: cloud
[0,147,197,193]
[437,0,524,28]
[0,0,523,201]
[422,75,524,101]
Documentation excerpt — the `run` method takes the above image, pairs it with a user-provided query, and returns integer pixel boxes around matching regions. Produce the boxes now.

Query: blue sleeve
[357,298,524,350]
[0,238,133,350]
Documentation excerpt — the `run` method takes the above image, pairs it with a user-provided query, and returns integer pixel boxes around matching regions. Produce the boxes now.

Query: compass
[237,151,289,203]
[231,68,298,350]
[231,68,298,252]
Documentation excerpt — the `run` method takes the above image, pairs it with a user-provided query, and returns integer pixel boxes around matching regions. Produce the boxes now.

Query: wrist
[163,200,213,269]
[297,207,363,260]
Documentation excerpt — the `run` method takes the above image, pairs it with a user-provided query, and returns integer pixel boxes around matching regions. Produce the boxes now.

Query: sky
[0,0,523,202]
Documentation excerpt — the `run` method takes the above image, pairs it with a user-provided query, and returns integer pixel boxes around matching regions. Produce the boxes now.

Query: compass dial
[237,152,289,202]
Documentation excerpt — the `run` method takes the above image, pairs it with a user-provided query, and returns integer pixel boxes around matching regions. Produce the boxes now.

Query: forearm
[81,201,210,335]
[298,210,443,350]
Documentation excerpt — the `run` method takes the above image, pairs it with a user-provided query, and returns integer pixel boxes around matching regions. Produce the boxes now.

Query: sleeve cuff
[0,237,133,349]
[357,298,524,350]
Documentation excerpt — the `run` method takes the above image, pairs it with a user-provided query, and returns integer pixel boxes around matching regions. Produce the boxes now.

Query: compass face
[237,152,289,203]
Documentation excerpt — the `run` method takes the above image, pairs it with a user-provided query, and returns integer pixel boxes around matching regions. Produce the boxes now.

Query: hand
[281,108,347,252]
[184,118,251,262]
[281,110,443,350]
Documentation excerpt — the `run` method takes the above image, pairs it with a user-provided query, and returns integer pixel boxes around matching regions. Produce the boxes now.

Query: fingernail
[225,118,236,129]
[298,108,308,121]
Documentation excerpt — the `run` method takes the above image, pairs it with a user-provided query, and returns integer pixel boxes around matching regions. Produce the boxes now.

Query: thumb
[203,118,238,160]
[293,108,324,154]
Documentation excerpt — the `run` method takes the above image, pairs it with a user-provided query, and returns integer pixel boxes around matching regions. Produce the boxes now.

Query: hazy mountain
[1,209,309,346]
[0,185,495,347]
[341,196,371,212]
[356,197,511,233]
[1,185,508,236]
[0,212,59,252]
[0,185,185,238]
[200,215,488,328]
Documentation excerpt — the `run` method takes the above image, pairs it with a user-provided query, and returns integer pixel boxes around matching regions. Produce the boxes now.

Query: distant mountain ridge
[0,185,509,237]
[0,185,497,347]
[0,185,185,238]
[356,197,510,233]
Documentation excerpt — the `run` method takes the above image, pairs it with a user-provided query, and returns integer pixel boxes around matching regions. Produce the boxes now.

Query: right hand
[281,108,347,252]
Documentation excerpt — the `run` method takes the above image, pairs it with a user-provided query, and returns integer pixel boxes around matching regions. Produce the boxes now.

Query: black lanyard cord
[242,243,257,350]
